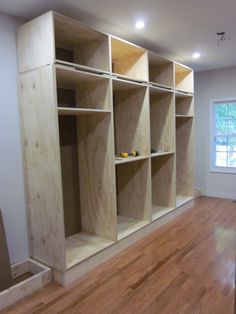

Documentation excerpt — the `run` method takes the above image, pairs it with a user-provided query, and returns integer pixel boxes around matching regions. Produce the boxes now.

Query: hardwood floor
[3,196,236,313]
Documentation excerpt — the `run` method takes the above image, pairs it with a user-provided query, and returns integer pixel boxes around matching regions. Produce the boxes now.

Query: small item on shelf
[120,152,129,158]
[151,148,158,154]
[130,150,140,157]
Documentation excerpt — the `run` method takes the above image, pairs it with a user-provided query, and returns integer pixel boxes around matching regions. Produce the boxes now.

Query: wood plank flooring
[3,196,236,313]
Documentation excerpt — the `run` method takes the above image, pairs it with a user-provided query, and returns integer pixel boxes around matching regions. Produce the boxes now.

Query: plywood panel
[175,63,193,93]
[19,66,66,271]
[151,154,176,210]
[114,85,150,156]
[175,95,194,116]
[176,118,194,197]
[150,89,175,152]
[17,12,54,73]
[149,52,174,87]
[116,159,151,221]
[78,114,117,241]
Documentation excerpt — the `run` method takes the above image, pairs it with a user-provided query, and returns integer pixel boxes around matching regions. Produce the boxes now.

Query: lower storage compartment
[116,159,151,239]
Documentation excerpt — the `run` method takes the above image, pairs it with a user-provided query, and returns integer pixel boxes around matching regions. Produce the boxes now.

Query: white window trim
[210,97,236,174]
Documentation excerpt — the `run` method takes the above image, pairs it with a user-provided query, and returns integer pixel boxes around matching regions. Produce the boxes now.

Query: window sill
[210,166,236,174]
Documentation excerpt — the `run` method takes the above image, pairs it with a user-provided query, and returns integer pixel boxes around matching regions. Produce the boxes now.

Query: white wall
[0,12,29,263]
[195,67,236,199]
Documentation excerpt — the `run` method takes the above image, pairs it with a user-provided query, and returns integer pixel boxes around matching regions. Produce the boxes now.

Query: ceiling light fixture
[192,52,200,59]
[135,20,145,29]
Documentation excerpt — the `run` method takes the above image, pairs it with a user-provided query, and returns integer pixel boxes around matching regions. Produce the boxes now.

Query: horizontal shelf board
[55,60,110,78]
[115,155,149,165]
[65,232,115,269]
[149,84,174,94]
[176,114,194,118]
[58,107,111,115]
[111,36,146,59]
[112,73,148,84]
[175,89,194,95]
[175,91,194,98]
[175,62,193,74]
[112,77,147,91]
[176,195,194,207]
[148,51,173,66]
[152,206,175,221]
[151,151,175,158]
[117,216,149,240]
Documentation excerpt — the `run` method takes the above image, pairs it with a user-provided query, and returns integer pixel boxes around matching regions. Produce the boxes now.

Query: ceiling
[1,0,236,72]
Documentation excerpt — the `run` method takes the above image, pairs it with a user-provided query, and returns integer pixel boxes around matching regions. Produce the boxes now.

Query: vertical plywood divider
[19,66,66,271]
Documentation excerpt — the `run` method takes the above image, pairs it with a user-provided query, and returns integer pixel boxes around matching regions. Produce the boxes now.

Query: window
[211,99,236,173]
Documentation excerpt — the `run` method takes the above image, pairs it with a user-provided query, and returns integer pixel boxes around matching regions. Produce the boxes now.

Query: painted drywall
[195,67,236,199]
[0,12,29,263]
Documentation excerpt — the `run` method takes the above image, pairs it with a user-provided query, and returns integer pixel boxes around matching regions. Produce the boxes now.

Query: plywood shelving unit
[111,37,148,82]
[149,52,174,88]
[17,11,194,284]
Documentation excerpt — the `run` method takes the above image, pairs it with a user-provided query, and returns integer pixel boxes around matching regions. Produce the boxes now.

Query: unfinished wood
[151,151,174,158]
[17,12,54,73]
[0,209,12,292]
[176,195,194,207]
[149,52,174,88]
[152,206,175,221]
[111,37,148,81]
[150,87,175,153]
[113,82,150,157]
[175,63,194,93]
[117,216,149,240]
[78,113,117,242]
[54,13,110,72]
[58,107,111,115]
[56,65,111,110]
[115,155,149,165]
[65,232,115,269]
[19,66,66,271]
[176,118,194,198]
[151,154,176,220]
[0,259,51,311]
[175,94,194,116]
[116,159,151,233]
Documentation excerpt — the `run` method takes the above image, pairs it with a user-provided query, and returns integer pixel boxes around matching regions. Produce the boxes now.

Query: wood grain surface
[3,196,236,313]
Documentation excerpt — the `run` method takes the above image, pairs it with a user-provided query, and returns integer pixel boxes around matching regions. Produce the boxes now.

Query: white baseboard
[204,190,236,200]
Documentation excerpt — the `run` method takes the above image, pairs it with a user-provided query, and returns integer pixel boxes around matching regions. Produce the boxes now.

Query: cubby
[116,159,151,239]
[151,154,176,220]
[111,37,148,82]
[150,86,175,155]
[175,92,194,117]
[113,79,150,163]
[149,52,174,88]
[176,117,194,206]
[58,112,117,268]
[17,11,194,285]
[175,63,193,93]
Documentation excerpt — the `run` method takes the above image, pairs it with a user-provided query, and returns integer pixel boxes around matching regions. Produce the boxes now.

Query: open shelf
[151,154,176,221]
[115,155,149,165]
[113,79,150,158]
[58,108,111,115]
[58,112,116,268]
[54,13,110,73]
[175,63,193,93]
[151,151,174,158]
[176,117,194,202]
[176,195,193,207]
[176,93,194,117]
[65,232,114,268]
[111,37,148,82]
[116,159,151,239]
[56,65,111,110]
[150,86,175,154]
[149,52,174,88]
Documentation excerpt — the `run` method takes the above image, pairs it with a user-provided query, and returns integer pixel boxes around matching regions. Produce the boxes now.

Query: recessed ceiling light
[135,20,145,29]
[192,52,201,59]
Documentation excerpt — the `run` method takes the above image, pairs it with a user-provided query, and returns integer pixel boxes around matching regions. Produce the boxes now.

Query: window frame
[210,97,236,174]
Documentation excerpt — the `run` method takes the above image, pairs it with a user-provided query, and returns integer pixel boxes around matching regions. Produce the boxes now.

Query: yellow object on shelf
[120,152,129,158]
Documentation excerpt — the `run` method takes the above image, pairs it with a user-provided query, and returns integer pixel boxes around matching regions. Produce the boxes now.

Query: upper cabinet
[175,63,194,93]
[149,52,174,89]
[17,12,110,74]
[111,37,148,82]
